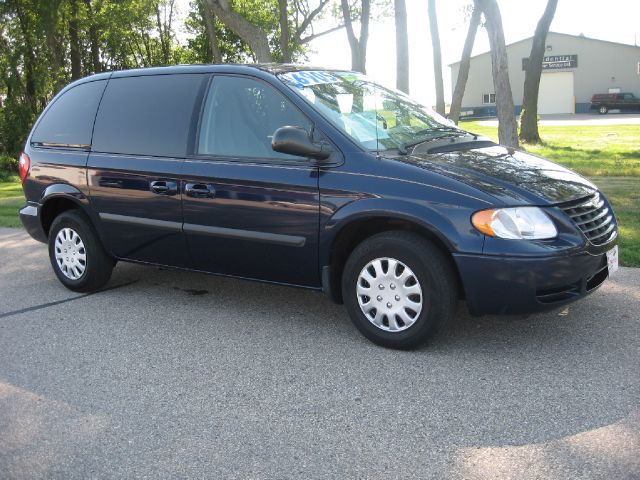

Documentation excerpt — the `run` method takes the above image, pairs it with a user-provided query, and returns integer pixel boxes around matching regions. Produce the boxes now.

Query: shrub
[0,155,18,181]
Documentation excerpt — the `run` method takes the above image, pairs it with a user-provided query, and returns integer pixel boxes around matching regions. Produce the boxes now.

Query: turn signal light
[18,152,30,184]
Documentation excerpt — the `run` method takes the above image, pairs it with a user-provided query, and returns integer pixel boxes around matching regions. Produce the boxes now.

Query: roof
[59,63,352,98]
[449,31,640,66]
[102,63,333,78]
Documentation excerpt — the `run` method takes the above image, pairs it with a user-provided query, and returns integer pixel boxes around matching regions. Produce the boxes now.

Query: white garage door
[538,72,574,114]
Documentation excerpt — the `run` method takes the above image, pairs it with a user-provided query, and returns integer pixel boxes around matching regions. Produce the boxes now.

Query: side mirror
[272,126,331,160]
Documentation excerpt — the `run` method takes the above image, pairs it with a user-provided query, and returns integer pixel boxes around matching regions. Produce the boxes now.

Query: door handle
[150,180,177,195]
[99,179,123,188]
[185,183,216,198]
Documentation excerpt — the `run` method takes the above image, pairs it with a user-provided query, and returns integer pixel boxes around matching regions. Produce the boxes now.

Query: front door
[182,75,320,286]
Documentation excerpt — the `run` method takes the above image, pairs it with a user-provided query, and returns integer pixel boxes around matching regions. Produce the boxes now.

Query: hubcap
[356,257,423,332]
[54,228,87,280]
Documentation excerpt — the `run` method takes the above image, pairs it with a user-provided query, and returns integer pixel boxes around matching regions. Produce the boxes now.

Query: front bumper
[454,247,613,316]
[19,202,47,243]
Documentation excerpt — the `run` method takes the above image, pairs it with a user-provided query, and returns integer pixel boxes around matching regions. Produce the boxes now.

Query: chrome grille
[559,193,615,245]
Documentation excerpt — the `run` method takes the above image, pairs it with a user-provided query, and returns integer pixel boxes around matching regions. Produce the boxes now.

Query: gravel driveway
[0,227,638,479]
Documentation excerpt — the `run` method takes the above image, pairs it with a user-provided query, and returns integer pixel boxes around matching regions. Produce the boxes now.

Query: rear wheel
[341,231,457,349]
[598,105,608,114]
[48,210,115,292]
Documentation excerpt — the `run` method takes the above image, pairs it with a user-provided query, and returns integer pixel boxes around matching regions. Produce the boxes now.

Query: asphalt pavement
[0,227,638,479]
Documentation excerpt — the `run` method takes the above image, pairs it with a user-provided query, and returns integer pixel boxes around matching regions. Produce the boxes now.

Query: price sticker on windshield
[280,71,340,88]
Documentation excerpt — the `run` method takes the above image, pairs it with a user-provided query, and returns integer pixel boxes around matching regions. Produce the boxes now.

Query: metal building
[450,32,640,117]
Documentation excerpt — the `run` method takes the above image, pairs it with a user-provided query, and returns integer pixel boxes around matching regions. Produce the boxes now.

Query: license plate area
[606,245,619,275]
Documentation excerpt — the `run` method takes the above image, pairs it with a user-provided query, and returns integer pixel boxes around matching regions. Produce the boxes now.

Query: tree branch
[299,24,346,44]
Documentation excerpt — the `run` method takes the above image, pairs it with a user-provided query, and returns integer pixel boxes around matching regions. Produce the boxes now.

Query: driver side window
[198,76,311,160]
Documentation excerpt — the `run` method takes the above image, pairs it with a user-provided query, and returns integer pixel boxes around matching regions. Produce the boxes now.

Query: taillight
[18,152,30,184]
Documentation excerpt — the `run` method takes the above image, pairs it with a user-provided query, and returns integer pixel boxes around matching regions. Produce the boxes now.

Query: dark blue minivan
[18,64,619,348]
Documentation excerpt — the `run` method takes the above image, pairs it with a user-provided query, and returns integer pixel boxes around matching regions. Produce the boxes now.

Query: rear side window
[92,74,206,157]
[31,80,107,147]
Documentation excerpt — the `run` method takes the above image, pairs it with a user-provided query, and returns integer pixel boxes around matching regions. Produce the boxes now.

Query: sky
[175,0,640,106]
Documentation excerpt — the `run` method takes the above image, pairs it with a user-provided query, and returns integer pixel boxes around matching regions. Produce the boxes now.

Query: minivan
[19,65,619,348]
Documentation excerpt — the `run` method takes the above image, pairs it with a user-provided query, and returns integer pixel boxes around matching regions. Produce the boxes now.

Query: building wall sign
[522,54,578,70]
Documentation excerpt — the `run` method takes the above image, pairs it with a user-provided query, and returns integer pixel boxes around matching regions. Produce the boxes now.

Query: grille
[559,193,615,245]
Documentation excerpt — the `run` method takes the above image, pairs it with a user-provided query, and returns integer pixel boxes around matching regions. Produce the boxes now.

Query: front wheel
[598,105,608,114]
[48,210,115,292]
[341,231,457,349]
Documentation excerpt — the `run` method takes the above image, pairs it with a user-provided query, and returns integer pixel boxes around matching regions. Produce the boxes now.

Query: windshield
[278,70,463,152]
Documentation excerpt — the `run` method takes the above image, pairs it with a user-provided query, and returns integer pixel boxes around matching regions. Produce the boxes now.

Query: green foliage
[0,155,18,172]
[0,0,207,158]
[183,0,253,63]
[0,196,24,227]
[0,0,332,158]
[463,122,640,177]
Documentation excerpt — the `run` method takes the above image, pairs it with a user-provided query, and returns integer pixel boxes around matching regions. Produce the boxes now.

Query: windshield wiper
[398,127,471,155]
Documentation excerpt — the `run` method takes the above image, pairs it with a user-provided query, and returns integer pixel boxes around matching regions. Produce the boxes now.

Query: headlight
[471,207,557,240]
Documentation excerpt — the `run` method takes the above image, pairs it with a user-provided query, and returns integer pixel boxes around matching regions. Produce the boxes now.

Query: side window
[198,76,311,160]
[31,80,107,147]
[92,74,206,157]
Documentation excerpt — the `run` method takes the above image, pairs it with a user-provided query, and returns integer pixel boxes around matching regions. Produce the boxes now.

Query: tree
[427,0,443,114]
[519,0,558,144]
[83,0,102,73]
[155,0,176,65]
[69,0,82,80]
[186,1,252,64]
[0,0,188,157]
[449,4,480,124]
[278,0,291,62]
[204,0,336,63]
[199,0,223,62]
[203,0,274,62]
[394,0,408,92]
[476,0,518,147]
[341,0,371,73]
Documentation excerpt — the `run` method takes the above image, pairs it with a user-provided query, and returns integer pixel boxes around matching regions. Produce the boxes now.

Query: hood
[398,144,597,205]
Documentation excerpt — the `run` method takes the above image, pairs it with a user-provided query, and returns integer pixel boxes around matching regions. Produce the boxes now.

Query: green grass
[0,175,22,198]
[0,175,24,228]
[0,196,23,228]
[594,177,640,267]
[463,122,640,177]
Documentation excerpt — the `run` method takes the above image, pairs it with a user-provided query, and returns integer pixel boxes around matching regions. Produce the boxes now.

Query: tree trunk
[42,1,65,92]
[200,0,222,62]
[83,0,102,73]
[519,0,558,144]
[155,1,174,65]
[428,0,444,114]
[477,0,518,147]
[69,0,82,79]
[449,7,480,124]
[394,0,409,93]
[278,0,291,62]
[15,5,37,112]
[341,0,370,73]
[205,0,273,62]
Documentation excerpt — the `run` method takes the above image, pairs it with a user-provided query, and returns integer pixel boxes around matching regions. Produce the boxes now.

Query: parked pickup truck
[590,92,640,114]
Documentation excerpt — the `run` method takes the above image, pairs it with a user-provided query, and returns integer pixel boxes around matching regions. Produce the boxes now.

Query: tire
[598,105,608,114]
[341,231,457,349]
[48,210,115,292]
